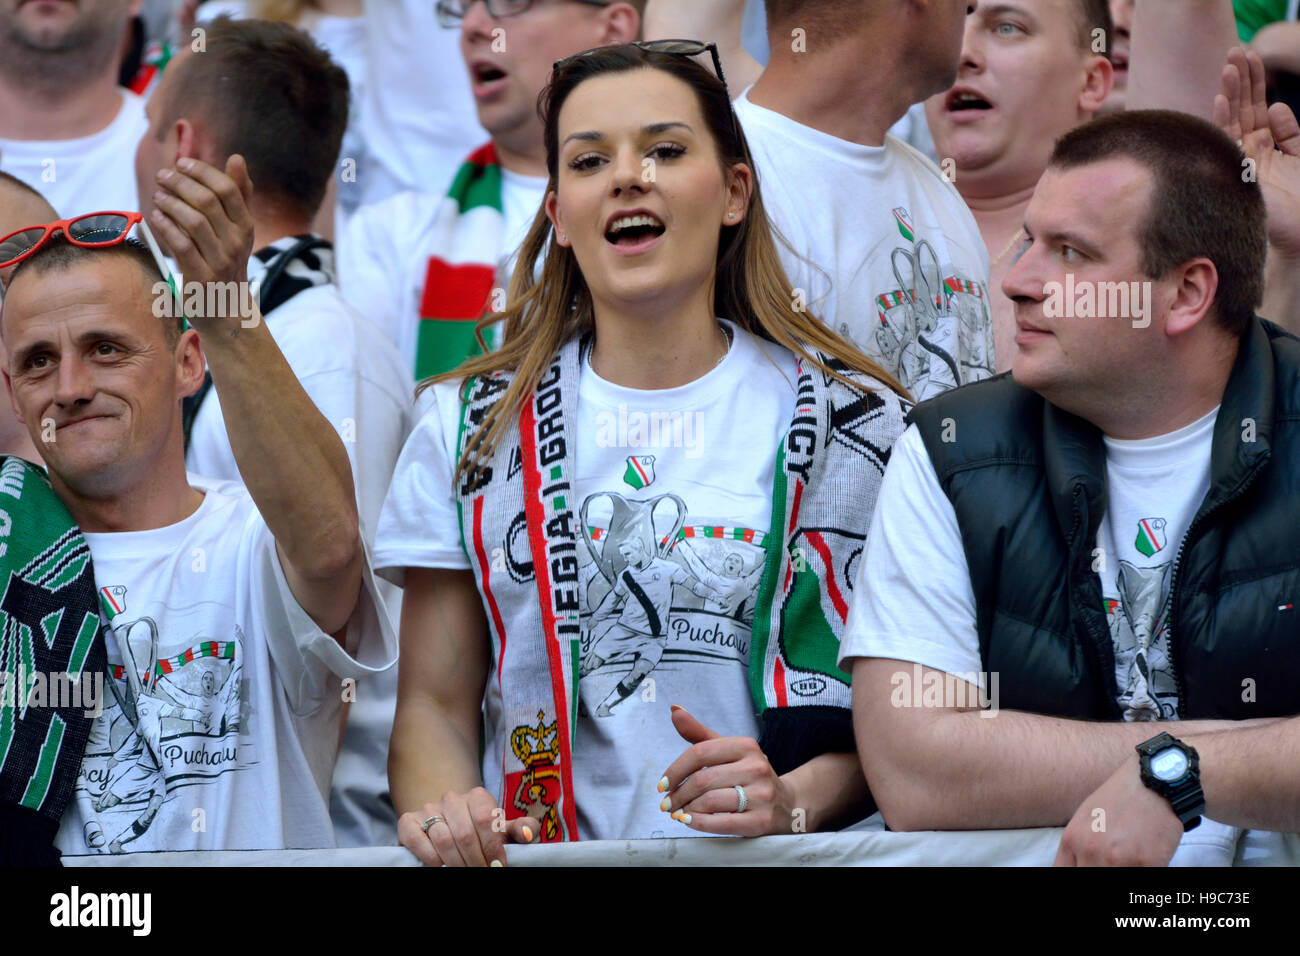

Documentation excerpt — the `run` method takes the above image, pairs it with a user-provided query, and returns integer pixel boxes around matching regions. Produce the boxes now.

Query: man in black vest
[841,106,1300,865]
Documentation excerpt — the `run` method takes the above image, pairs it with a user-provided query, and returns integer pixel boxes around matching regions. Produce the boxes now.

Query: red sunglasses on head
[0,210,176,294]
[0,211,143,267]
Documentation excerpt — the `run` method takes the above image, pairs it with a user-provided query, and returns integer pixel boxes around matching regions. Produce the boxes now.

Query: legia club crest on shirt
[100,585,127,618]
[1134,517,1168,558]
[892,207,915,242]
[622,455,656,490]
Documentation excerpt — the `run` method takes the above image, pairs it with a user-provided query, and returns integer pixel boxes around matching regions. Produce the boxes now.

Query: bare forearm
[149,154,361,634]
[390,569,494,817]
[198,315,359,575]
[388,700,485,816]
[864,703,1276,831]
[782,750,871,832]
[1128,0,1238,118]
[1260,252,1300,335]
[1252,22,1300,75]
[1186,718,1300,831]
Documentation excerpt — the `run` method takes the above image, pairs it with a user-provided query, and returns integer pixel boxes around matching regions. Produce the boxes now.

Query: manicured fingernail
[670,704,684,713]
[660,796,672,812]
[522,825,533,842]
[677,812,692,825]
[490,860,503,867]
[657,776,670,792]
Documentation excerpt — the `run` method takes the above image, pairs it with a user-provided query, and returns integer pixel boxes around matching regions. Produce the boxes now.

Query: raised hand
[1214,47,1300,259]
[149,155,258,321]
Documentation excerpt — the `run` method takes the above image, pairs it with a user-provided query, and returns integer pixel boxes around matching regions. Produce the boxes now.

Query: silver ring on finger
[420,814,445,833]
[734,785,748,813]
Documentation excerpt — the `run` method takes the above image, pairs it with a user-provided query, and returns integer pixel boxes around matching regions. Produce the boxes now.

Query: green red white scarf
[416,142,506,380]
[0,457,105,863]
[453,337,908,840]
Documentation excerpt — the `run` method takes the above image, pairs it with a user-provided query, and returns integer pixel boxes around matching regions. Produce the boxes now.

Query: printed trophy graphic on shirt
[874,207,994,397]
[579,492,687,612]
[576,490,766,717]
[77,594,245,853]
[1107,545,1177,721]
[507,710,563,842]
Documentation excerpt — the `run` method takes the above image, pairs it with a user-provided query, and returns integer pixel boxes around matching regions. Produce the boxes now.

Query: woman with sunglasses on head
[374,42,911,867]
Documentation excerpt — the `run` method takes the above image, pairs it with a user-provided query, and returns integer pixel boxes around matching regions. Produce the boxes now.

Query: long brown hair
[426,44,910,480]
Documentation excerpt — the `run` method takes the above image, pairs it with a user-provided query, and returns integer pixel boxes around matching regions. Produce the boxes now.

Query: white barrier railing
[62,820,1298,866]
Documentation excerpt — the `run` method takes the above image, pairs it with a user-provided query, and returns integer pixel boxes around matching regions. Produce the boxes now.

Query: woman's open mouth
[604,213,666,255]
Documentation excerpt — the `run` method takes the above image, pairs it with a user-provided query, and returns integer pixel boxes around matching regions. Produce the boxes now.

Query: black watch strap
[1166,782,1207,832]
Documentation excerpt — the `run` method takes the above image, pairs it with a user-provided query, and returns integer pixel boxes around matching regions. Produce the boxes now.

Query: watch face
[1151,747,1189,781]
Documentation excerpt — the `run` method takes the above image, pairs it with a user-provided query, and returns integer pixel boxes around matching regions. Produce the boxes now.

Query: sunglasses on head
[554,39,731,98]
[0,211,178,303]
[553,39,745,158]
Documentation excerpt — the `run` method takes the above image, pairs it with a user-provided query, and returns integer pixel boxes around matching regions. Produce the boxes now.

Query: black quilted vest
[908,319,1300,719]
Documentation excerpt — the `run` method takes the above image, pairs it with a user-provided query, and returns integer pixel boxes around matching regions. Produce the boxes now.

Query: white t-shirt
[56,476,397,856]
[0,90,149,218]
[374,322,799,840]
[356,0,489,205]
[734,90,994,401]
[337,167,548,372]
[184,281,414,549]
[1098,409,1215,720]
[838,409,1218,723]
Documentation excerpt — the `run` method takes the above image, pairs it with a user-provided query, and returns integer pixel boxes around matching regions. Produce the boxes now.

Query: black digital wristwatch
[1136,731,1205,832]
